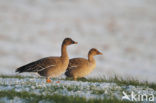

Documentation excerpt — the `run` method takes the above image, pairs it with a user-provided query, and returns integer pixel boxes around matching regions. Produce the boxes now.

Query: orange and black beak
[98,51,103,55]
[72,41,78,44]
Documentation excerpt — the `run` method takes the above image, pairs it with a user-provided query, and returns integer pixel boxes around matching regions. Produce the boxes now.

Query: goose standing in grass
[16,38,78,83]
[65,48,102,80]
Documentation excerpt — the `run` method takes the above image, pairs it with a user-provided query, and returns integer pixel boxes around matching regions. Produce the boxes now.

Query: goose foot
[46,79,51,83]
[56,81,60,83]
[73,77,77,81]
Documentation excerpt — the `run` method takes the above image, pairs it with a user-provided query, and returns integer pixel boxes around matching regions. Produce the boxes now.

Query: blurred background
[0,0,156,82]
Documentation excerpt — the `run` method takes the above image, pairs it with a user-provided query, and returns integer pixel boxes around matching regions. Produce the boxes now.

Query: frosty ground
[0,75,155,103]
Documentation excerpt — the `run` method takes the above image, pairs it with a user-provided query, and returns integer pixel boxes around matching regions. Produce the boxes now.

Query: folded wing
[16,57,57,73]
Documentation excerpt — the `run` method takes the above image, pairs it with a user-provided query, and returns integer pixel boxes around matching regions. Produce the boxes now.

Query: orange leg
[56,81,60,83]
[73,76,77,81]
[46,78,52,83]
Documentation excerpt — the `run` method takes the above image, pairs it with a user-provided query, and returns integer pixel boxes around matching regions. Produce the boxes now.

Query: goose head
[63,38,78,46]
[89,48,103,56]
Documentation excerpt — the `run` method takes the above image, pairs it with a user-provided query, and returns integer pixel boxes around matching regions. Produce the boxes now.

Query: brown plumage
[16,38,78,83]
[65,48,102,80]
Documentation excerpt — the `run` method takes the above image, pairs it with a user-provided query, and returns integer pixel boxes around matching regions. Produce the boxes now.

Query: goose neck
[61,44,68,59]
[88,54,95,62]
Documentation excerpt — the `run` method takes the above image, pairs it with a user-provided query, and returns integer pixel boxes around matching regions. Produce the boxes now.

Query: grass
[0,75,155,103]
[66,76,156,90]
[0,74,156,90]
[0,75,33,79]
[0,90,134,103]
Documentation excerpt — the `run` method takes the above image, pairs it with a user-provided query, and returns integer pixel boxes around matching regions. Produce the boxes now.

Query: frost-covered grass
[1,75,156,90]
[75,76,156,91]
[0,90,134,103]
[0,75,33,79]
[0,75,155,103]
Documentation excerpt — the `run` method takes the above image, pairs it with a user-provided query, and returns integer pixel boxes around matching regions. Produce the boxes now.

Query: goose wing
[16,57,59,73]
[65,58,88,77]
[67,58,88,70]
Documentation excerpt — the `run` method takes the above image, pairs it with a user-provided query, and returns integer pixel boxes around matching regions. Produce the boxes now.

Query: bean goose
[16,38,78,83]
[65,48,102,80]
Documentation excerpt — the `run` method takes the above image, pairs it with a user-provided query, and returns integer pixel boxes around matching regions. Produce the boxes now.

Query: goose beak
[72,41,78,44]
[98,52,103,55]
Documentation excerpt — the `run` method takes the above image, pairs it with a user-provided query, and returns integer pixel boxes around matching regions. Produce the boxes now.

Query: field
[0,75,155,103]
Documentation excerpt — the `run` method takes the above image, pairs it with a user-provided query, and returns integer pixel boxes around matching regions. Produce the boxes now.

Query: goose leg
[73,76,77,81]
[56,81,60,83]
